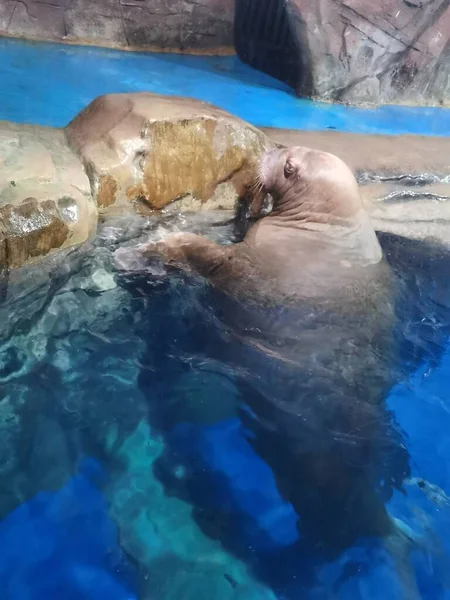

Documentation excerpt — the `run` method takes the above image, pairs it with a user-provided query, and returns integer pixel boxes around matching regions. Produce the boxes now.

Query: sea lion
[114,147,413,577]
[115,146,383,306]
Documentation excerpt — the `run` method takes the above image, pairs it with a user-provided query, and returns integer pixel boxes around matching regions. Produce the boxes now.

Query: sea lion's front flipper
[113,232,222,274]
[115,231,243,286]
[113,245,160,273]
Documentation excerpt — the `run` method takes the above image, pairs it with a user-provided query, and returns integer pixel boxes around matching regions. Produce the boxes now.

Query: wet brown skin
[132,146,384,304]
[115,146,410,560]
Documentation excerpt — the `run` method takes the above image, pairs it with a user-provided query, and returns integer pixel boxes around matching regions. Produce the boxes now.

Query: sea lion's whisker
[250,178,265,200]
[257,164,266,186]
[251,176,263,191]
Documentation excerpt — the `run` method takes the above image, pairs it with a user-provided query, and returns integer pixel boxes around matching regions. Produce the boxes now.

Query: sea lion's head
[251,146,363,222]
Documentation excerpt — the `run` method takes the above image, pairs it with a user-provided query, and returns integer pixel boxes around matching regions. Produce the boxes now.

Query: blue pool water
[0,212,450,599]
[0,459,137,599]
[1,36,450,135]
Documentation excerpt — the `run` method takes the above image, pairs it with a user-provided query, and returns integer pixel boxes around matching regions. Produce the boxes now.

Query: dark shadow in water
[0,271,8,303]
[0,362,81,520]
[234,0,312,96]
[119,274,318,596]
[117,230,450,598]
[378,231,450,373]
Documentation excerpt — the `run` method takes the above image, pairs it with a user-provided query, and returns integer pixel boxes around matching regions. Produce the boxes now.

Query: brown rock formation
[235,0,450,105]
[65,92,272,213]
[0,121,97,270]
[0,0,234,54]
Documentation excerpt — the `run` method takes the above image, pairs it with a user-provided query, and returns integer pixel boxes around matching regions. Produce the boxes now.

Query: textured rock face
[0,0,234,53]
[0,122,97,270]
[66,92,272,213]
[236,0,450,106]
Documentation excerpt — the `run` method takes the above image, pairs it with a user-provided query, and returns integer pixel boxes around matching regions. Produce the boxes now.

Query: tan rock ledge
[0,121,97,271]
[0,93,273,270]
[65,92,272,214]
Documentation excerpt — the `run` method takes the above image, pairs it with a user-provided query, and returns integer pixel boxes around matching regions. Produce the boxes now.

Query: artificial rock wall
[1,0,449,104]
[235,0,450,106]
[0,0,235,53]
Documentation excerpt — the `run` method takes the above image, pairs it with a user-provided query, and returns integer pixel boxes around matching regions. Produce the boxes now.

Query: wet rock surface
[0,93,270,271]
[66,92,271,213]
[0,0,235,54]
[0,121,97,269]
[236,0,450,106]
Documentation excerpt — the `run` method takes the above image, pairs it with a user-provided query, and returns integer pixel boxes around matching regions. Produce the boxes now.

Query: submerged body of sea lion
[114,147,414,584]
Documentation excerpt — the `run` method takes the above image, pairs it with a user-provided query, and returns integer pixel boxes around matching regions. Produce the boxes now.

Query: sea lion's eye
[284,161,295,178]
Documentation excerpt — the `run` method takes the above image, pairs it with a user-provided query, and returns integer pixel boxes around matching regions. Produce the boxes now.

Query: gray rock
[1,0,234,52]
[340,76,381,105]
[236,0,450,106]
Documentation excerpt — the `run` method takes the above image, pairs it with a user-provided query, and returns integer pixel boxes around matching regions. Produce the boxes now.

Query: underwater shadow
[116,228,450,599]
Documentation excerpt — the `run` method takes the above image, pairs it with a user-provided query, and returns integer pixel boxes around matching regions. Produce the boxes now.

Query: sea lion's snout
[259,147,286,189]
[248,148,285,218]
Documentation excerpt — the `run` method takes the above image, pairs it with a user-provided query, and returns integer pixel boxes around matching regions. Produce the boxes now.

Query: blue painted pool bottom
[1,36,450,136]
